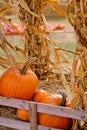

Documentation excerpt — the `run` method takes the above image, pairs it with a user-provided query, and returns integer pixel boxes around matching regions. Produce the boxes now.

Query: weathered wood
[0,96,85,120]
[0,96,29,108]
[29,102,38,130]
[0,117,61,130]
[37,103,85,121]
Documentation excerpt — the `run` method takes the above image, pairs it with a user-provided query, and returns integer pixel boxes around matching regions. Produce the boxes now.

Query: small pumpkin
[0,58,38,100]
[32,89,49,102]
[33,89,71,107]
[17,90,72,129]
[37,94,72,130]
[17,89,49,121]
[17,109,29,121]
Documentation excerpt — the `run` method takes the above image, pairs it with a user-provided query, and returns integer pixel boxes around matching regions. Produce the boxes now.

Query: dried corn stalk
[18,0,65,78]
[67,0,87,129]
[0,0,74,101]
[0,0,25,69]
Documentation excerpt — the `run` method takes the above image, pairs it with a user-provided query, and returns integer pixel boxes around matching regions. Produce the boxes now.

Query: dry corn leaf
[47,0,65,16]
[15,46,25,60]
[0,56,10,66]
[0,25,23,61]
[0,5,12,15]
[19,0,39,17]
[72,80,84,108]
[0,29,18,70]
[54,48,60,63]
[66,0,74,26]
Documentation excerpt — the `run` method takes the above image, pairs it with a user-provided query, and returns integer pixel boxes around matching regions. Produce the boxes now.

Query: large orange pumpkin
[0,59,38,100]
[17,90,72,129]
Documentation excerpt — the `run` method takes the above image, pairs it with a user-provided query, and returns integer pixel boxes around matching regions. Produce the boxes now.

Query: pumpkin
[33,89,71,107]
[17,90,72,129]
[17,109,29,121]
[0,58,38,100]
[32,89,50,102]
[17,89,49,121]
[37,94,72,130]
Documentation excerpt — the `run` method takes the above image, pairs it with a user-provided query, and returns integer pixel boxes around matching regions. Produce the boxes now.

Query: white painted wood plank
[0,96,85,120]
[0,117,61,130]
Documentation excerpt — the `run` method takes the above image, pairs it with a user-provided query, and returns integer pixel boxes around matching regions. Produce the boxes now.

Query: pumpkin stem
[21,57,37,74]
[59,90,67,106]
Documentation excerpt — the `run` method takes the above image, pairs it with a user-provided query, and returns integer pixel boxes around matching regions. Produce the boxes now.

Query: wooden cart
[0,96,85,130]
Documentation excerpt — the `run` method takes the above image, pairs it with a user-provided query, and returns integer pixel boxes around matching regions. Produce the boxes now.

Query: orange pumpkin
[0,59,38,100]
[32,89,50,102]
[17,109,29,121]
[37,94,72,130]
[17,90,72,129]
[17,89,49,121]
[32,89,71,107]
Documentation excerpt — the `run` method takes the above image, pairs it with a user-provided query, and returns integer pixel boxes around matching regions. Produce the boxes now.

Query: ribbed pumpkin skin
[38,113,72,130]
[0,68,38,100]
[37,94,72,130]
[17,109,29,121]
[33,91,71,107]
[32,89,49,102]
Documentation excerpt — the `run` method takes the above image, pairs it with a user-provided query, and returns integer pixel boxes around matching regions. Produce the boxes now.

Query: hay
[38,77,64,94]
[0,106,17,130]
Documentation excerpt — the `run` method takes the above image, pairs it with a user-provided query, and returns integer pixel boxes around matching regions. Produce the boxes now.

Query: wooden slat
[0,96,85,120]
[0,96,29,109]
[0,117,61,130]
[29,102,85,121]
[29,102,38,130]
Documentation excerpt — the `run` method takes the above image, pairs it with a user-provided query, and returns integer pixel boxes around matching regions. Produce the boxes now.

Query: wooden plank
[0,117,61,130]
[0,96,29,109]
[29,102,38,130]
[29,102,85,121]
[0,96,85,120]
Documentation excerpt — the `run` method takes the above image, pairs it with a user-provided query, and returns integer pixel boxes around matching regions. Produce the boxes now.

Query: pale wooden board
[29,103,38,130]
[0,96,85,120]
[0,117,61,130]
